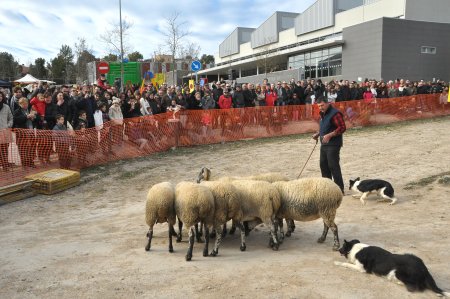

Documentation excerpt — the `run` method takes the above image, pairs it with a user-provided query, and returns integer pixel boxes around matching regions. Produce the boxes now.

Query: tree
[0,52,19,80]
[200,54,215,65]
[50,45,75,84]
[128,51,143,62]
[74,38,96,83]
[180,42,201,72]
[255,37,280,75]
[102,54,118,62]
[29,58,48,79]
[161,11,190,84]
[99,18,133,59]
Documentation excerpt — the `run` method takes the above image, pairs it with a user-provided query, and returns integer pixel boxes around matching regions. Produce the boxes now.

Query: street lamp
[119,0,124,92]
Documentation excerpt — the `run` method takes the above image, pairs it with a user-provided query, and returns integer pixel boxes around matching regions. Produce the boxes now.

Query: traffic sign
[191,60,202,72]
[97,61,110,74]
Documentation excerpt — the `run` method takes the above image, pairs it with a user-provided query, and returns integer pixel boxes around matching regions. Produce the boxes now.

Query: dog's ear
[356,177,360,181]
[354,239,360,244]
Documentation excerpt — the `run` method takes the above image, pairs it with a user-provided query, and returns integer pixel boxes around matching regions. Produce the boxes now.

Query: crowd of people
[0,74,448,172]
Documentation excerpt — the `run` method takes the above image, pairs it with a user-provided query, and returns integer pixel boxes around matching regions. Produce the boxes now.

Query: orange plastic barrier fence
[0,94,448,187]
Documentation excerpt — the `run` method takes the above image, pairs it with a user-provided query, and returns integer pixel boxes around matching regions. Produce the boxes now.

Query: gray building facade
[343,18,450,81]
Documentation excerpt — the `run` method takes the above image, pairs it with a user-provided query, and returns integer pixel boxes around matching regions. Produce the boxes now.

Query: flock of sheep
[145,167,343,261]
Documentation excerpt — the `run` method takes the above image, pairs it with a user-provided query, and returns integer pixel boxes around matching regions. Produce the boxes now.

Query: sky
[0,0,316,66]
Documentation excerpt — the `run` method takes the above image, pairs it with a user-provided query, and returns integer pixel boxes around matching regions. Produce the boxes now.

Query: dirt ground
[1,116,450,299]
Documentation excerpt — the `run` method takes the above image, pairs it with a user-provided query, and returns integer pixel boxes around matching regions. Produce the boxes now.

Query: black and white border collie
[335,239,449,297]
[349,177,397,205]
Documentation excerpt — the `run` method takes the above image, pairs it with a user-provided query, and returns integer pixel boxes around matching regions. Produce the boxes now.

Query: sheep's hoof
[285,231,292,237]
[145,245,150,251]
[210,250,218,257]
[332,244,340,251]
[203,248,209,257]
[240,244,246,251]
[272,243,279,251]
[176,235,182,243]
[269,239,274,248]
[185,254,192,261]
[169,246,174,253]
[317,237,326,243]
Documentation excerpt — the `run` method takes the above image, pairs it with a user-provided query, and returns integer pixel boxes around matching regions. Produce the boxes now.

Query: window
[421,46,436,54]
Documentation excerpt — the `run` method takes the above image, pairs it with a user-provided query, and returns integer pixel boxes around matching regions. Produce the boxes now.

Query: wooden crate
[25,169,80,195]
[0,180,36,206]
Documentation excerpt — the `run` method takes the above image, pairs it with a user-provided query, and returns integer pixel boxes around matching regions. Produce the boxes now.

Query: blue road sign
[191,60,201,72]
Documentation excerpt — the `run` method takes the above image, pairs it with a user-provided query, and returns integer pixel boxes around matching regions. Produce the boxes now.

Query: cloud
[0,0,316,64]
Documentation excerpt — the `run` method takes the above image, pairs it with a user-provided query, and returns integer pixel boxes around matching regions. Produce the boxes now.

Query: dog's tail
[424,270,447,297]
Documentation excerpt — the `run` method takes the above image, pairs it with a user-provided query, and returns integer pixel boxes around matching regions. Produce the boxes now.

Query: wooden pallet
[0,180,36,206]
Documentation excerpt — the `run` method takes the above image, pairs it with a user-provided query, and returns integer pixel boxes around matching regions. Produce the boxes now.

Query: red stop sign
[97,61,110,74]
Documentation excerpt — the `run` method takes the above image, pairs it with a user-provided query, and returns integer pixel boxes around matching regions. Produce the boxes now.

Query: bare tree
[99,18,133,59]
[180,41,201,72]
[161,11,190,84]
[74,37,96,83]
[255,37,279,75]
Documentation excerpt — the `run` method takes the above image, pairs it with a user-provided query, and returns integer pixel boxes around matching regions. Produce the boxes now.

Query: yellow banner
[189,79,195,93]
[151,73,165,90]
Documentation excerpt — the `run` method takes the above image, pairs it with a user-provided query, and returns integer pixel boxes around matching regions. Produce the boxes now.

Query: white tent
[14,74,40,84]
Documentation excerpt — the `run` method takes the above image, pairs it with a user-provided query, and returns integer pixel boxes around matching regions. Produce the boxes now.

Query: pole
[119,0,124,92]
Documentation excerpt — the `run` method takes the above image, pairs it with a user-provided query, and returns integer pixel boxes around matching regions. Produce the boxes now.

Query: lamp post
[119,0,124,92]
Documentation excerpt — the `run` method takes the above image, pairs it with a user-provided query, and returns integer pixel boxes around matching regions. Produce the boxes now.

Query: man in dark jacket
[232,85,245,108]
[312,96,346,194]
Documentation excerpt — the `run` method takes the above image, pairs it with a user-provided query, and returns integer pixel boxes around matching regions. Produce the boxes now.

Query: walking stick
[297,139,318,179]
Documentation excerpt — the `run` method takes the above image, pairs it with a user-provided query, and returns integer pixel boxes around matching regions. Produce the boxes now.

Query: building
[194,0,450,84]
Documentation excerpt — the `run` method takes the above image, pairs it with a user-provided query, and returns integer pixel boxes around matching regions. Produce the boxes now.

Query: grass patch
[404,171,450,190]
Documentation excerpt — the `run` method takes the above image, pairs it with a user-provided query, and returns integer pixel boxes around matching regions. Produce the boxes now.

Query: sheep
[197,166,289,236]
[272,177,343,251]
[197,166,289,184]
[198,180,242,256]
[145,182,177,253]
[227,179,282,251]
[175,181,215,261]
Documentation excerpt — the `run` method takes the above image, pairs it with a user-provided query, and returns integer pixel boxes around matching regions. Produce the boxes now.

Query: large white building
[194,0,450,84]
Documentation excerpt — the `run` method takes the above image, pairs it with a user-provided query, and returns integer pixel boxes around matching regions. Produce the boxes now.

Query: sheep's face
[197,167,211,183]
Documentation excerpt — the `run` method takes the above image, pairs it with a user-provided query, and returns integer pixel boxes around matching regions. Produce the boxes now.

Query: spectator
[0,91,13,171]
[53,114,72,169]
[233,85,245,108]
[8,86,22,112]
[13,97,37,168]
[218,89,233,109]
[201,90,216,110]
[108,97,124,145]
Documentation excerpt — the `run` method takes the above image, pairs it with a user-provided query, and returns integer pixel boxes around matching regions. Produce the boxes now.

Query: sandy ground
[1,116,450,299]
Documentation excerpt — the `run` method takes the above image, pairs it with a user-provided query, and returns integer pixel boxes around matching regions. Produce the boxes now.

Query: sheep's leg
[244,221,251,236]
[186,226,195,261]
[202,224,210,257]
[209,229,217,239]
[229,220,236,235]
[195,222,204,243]
[176,218,183,243]
[277,218,285,241]
[286,219,294,237]
[322,216,340,251]
[222,222,228,238]
[289,219,296,232]
[168,225,174,253]
[210,224,224,257]
[145,228,153,251]
[170,223,177,237]
[317,222,329,243]
[236,221,246,251]
[330,224,340,251]
[268,221,279,251]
